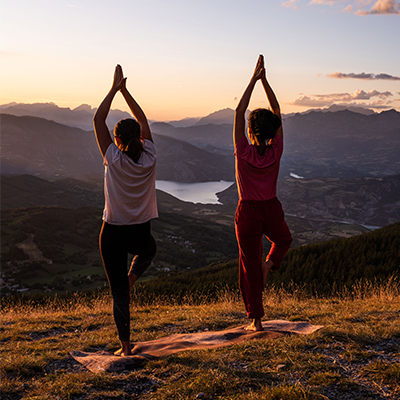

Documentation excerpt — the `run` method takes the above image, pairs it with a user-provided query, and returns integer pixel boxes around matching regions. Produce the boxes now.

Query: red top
[234,135,283,201]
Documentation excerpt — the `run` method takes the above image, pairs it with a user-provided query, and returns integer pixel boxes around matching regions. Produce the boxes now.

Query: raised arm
[261,72,283,139]
[93,65,126,157]
[120,83,153,143]
[234,55,265,146]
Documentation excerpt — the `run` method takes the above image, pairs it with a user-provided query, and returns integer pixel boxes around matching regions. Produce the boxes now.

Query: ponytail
[125,136,144,163]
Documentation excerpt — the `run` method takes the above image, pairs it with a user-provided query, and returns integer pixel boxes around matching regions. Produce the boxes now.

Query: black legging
[99,221,156,341]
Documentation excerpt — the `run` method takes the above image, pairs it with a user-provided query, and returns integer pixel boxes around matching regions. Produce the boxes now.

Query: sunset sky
[1,0,399,121]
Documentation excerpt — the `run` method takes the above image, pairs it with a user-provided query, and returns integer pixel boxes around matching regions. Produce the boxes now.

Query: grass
[1,279,399,400]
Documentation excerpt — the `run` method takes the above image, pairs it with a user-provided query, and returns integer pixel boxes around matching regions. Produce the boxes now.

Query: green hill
[131,222,400,303]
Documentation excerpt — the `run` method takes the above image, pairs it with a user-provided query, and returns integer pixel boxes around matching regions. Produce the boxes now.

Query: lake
[156,180,234,204]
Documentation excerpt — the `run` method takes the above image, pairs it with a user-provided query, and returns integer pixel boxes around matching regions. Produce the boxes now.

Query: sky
[1,0,399,121]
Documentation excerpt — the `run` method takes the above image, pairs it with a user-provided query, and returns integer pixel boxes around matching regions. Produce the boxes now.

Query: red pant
[235,197,293,319]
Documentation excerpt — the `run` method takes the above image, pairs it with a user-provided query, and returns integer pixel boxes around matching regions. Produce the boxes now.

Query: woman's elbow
[93,112,105,127]
[272,105,281,114]
[235,105,246,116]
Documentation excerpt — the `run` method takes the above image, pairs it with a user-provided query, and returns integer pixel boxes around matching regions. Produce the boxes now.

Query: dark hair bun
[248,108,281,141]
[114,118,143,162]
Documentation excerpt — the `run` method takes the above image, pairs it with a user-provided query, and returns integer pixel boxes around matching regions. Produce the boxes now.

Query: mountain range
[160,107,400,178]
[1,102,399,182]
[0,102,132,132]
[0,114,234,182]
[0,102,376,130]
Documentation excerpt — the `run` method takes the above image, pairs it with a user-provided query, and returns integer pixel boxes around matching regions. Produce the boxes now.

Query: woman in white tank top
[93,65,158,357]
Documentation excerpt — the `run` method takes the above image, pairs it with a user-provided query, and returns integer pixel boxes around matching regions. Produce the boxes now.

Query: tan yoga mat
[70,320,323,373]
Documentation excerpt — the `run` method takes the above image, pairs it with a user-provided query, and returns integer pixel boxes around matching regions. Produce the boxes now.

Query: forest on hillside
[129,222,400,303]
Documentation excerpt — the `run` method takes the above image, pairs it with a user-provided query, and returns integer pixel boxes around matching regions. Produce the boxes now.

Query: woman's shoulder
[104,143,122,165]
[234,136,250,154]
[143,139,156,151]
[269,135,283,151]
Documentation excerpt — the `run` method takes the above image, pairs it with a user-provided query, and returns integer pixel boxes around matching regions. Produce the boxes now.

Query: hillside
[282,109,400,178]
[0,175,104,209]
[0,200,370,297]
[217,175,400,227]
[130,222,400,302]
[0,114,102,180]
[1,173,396,298]
[1,174,378,297]
[151,121,234,154]
[0,114,233,182]
[152,134,234,182]
[0,204,239,296]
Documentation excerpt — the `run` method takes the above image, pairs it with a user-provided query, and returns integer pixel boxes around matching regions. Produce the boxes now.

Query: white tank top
[102,140,158,225]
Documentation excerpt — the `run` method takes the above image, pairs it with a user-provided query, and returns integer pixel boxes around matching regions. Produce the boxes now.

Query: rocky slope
[217,175,400,227]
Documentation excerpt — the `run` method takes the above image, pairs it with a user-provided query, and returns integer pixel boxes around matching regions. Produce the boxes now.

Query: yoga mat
[71,319,323,373]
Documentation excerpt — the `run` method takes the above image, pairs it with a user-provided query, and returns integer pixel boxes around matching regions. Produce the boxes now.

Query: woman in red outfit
[234,55,293,331]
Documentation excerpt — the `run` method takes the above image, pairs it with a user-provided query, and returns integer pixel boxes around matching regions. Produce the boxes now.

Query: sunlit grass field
[1,279,399,399]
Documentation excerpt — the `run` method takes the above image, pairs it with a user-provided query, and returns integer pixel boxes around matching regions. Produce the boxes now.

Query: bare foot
[245,319,263,331]
[114,348,123,356]
[114,341,132,356]
[261,259,274,288]
[114,348,132,357]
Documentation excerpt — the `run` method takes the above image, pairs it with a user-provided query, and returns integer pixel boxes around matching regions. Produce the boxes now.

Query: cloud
[355,9,370,14]
[342,4,354,11]
[309,0,345,4]
[290,89,393,108]
[290,95,333,107]
[316,89,392,100]
[366,99,397,108]
[370,0,400,13]
[327,72,400,80]
[375,73,400,80]
[284,0,400,14]
[356,0,400,14]
[282,0,300,8]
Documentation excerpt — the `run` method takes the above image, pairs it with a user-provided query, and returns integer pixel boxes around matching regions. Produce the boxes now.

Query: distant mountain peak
[73,104,93,112]
[326,104,376,115]
[194,108,249,126]
[283,104,377,118]
[205,107,234,116]
[166,117,202,128]
[380,109,399,115]
[0,102,18,108]
[150,121,175,130]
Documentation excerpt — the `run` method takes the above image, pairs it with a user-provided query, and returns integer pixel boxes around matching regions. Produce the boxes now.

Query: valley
[0,175,388,297]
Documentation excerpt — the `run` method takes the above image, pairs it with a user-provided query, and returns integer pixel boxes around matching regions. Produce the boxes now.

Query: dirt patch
[16,234,52,264]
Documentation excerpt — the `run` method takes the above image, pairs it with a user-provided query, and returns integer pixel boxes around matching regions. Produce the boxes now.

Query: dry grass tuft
[1,281,399,399]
